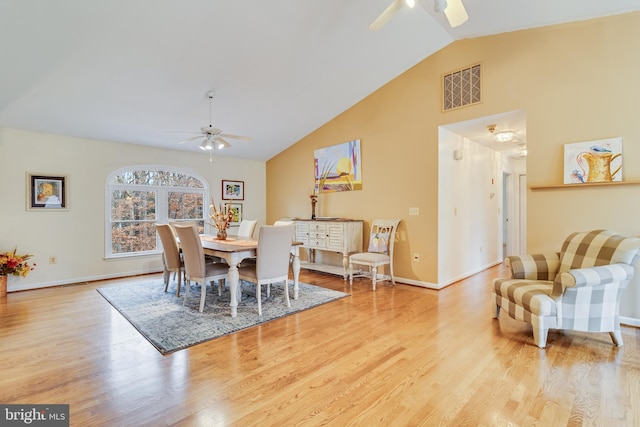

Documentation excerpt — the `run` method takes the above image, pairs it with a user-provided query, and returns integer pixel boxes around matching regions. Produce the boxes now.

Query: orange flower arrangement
[0,249,36,277]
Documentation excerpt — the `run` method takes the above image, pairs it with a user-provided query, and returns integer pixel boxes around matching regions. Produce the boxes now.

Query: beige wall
[0,128,266,291]
[266,12,640,286]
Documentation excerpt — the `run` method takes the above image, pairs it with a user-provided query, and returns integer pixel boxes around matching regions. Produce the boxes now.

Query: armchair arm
[556,263,635,288]
[505,252,560,280]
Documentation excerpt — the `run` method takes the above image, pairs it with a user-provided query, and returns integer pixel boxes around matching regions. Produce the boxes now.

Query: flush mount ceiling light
[487,124,515,143]
[494,131,515,143]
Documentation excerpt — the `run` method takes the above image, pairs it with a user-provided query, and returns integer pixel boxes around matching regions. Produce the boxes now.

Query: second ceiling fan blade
[444,0,468,28]
[220,133,253,141]
[178,135,204,144]
[369,0,404,31]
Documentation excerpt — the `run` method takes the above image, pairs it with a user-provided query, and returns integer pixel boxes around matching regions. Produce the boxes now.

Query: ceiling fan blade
[444,0,468,28]
[167,130,202,134]
[369,0,404,31]
[216,137,232,149]
[178,135,204,144]
[220,133,253,141]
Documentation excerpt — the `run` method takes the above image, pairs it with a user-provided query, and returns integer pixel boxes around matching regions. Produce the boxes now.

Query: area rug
[97,278,349,354]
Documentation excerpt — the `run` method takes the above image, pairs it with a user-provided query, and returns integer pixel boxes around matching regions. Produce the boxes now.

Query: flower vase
[310,195,318,220]
[217,229,228,240]
[0,275,7,298]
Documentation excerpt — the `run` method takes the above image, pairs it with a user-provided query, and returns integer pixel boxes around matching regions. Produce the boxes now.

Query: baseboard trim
[620,316,640,328]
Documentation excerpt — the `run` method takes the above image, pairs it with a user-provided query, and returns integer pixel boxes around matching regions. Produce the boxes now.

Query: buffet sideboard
[294,219,363,279]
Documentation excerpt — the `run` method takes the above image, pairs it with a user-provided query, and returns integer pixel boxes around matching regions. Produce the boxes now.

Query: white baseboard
[620,316,640,328]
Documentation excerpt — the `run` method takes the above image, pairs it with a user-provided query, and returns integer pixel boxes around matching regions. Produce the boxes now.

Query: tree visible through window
[106,167,208,258]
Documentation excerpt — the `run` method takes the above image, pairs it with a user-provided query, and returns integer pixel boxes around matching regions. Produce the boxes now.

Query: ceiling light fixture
[494,131,515,143]
[405,0,416,8]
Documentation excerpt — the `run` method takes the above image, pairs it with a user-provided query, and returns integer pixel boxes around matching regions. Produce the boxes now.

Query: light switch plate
[409,207,419,216]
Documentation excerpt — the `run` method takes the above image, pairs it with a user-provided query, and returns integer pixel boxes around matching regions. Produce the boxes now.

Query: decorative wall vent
[442,63,481,111]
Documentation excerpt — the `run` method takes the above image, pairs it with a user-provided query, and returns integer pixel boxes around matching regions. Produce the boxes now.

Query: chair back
[173,223,206,281]
[274,220,294,226]
[558,229,640,273]
[237,220,258,238]
[256,225,295,279]
[156,224,181,269]
[368,219,401,256]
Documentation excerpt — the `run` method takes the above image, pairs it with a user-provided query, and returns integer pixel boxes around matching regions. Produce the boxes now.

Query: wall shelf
[530,181,640,191]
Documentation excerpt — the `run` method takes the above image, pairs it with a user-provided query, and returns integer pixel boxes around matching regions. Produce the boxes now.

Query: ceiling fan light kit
[170,90,253,152]
[369,0,468,31]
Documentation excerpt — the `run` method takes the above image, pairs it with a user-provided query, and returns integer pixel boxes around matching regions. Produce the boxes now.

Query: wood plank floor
[1,265,640,426]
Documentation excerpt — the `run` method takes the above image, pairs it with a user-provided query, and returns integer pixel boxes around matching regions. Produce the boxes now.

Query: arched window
[105,166,209,258]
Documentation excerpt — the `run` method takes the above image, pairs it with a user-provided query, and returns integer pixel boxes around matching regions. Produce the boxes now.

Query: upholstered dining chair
[236,219,258,238]
[238,224,295,315]
[349,219,401,291]
[155,223,185,296]
[173,223,230,313]
[493,229,640,348]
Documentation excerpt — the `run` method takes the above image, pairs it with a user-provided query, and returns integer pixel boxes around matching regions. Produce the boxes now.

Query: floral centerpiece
[0,249,35,277]
[209,199,234,240]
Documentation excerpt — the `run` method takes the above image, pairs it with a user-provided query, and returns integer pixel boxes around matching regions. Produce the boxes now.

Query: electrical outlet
[412,253,420,262]
[409,207,419,216]
[49,256,57,264]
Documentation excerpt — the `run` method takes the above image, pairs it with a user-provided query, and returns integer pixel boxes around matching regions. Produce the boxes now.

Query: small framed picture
[222,180,244,200]
[228,203,242,225]
[26,173,67,210]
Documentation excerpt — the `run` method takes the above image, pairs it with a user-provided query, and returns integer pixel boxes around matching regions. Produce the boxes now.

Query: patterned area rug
[97,278,348,354]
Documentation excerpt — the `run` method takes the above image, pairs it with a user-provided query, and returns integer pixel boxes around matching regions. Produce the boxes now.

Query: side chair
[238,224,295,315]
[236,219,258,238]
[349,219,402,291]
[155,223,185,297]
[173,223,230,313]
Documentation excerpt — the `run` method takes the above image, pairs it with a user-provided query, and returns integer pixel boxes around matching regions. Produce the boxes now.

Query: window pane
[111,170,204,188]
[168,192,204,220]
[111,190,156,221]
[111,222,157,254]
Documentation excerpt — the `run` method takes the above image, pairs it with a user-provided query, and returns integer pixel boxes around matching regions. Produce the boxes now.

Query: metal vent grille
[442,63,481,111]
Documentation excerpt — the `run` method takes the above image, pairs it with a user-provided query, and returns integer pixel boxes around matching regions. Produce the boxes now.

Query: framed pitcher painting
[564,137,623,184]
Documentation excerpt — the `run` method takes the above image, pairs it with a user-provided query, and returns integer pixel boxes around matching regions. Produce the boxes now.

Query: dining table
[198,235,301,318]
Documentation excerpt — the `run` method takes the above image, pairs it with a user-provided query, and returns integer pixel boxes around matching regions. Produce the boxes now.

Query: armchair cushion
[505,253,560,281]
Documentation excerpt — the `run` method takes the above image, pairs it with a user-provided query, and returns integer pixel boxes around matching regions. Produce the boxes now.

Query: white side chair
[238,225,295,315]
[349,219,401,291]
[236,220,258,238]
[155,223,185,296]
[173,223,229,313]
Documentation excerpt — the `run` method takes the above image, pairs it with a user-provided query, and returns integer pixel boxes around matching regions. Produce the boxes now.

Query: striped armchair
[493,230,640,348]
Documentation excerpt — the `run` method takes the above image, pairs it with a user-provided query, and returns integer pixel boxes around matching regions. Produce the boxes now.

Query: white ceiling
[1,0,638,161]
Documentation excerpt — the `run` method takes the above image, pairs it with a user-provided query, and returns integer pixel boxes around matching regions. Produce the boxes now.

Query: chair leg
[610,330,624,346]
[389,263,396,286]
[199,282,207,313]
[371,266,378,291]
[257,284,262,316]
[348,261,353,286]
[284,280,290,308]
[183,279,190,306]
[176,270,182,297]
[532,319,548,348]
[163,268,170,292]
[494,304,501,318]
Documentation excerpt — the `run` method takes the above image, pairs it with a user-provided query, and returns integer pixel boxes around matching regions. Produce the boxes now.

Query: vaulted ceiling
[1,0,638,161]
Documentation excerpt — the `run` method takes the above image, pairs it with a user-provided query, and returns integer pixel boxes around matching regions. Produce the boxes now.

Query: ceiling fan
[369,0,468,31]
[170,90,253,151]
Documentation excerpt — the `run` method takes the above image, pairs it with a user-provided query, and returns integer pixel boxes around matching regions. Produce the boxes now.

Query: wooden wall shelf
[530,181,640,191]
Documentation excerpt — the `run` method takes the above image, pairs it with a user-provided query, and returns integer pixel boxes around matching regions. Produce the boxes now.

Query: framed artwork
[222,180,244,200]
[26,173,67,210]
[228,203,242,225]
[314,139,362,193]
[563,137,623,184]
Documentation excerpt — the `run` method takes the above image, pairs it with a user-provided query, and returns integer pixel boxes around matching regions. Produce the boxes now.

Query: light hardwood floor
[2,265,640,426]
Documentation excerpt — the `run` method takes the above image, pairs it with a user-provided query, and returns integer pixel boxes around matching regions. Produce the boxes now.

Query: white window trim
[104,165,210,259]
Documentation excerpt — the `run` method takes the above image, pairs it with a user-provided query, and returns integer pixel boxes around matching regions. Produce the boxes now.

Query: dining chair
[155,223,185,296]
[238,224,295,315]
[173,223,229,313]
[240,220,295,268]
[349,219,402,291]
[236,219,258,238]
